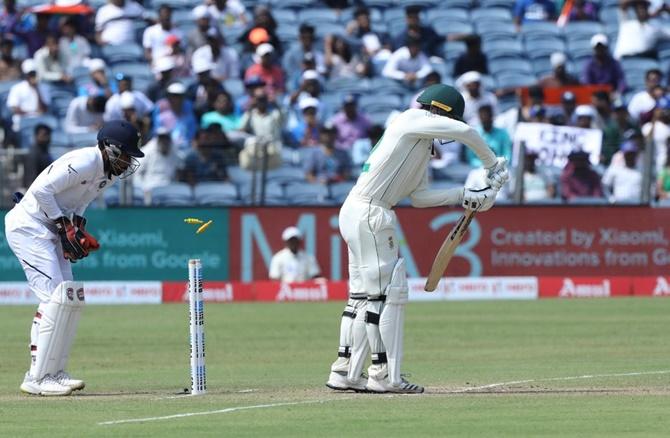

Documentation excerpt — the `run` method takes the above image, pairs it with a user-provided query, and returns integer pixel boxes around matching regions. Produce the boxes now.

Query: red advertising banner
[538,277,633,298]
[162,280,348,302]
[227,207,670,282]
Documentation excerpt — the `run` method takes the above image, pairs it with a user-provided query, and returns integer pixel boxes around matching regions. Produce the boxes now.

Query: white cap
[256,43,274,57]
[459,70,482,84]
[21,58,36,74]
[192,5,210,20]
[153,56,176,73]
[362,33,381,53]
[550,52,567,68]
[120,91,135,109]
[192,56,214,74]
[575,105,595,118]
[301,69,319,81]
[88,58,106,73]
[282,226,302,241]
[166,82,186,94]
[298,96,319,111]
[590,33,608,48]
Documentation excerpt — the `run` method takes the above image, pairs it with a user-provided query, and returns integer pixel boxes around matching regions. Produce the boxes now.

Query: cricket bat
[424,209,477,292]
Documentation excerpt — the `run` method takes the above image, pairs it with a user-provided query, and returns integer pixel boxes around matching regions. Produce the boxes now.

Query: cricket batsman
[326,84,509,393]
[4,120,144,396]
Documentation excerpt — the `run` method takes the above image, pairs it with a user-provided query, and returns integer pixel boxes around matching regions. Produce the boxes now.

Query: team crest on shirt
[388,236,394,250]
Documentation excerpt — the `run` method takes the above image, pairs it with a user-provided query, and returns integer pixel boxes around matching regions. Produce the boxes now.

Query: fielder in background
[326,84,509,394]
[269,226,322,283]
[4,120,144,396]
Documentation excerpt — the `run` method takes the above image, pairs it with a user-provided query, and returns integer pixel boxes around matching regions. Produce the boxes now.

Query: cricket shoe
[55,371,85,391]
[20,373,73,396]
[366,375,424,394]
[326,371,367,392]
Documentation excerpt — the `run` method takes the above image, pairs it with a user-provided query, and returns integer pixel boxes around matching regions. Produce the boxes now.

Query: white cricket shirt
[20,147,116,223]
[95,1,144,45]
[269,248,321,283]
[352,108,496,208]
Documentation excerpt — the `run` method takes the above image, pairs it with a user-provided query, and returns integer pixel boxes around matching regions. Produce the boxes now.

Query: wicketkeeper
[326,84,509,393]
[4,120,144,396]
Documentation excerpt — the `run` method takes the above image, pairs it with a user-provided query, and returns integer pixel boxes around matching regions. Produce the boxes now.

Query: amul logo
[653,277,670,296]
[559,279,610,298]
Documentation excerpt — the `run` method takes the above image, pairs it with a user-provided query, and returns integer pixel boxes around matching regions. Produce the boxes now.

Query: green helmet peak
[416,84,465,121]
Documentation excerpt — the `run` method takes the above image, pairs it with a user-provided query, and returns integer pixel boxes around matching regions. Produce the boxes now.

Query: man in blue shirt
[514,0,557,30]
[466,104,512,167]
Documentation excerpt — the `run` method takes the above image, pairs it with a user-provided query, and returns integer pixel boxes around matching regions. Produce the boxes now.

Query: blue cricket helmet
[97,120,144,158]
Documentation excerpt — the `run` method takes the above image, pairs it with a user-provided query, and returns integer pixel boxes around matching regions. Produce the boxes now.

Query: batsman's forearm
[410,187,462,208]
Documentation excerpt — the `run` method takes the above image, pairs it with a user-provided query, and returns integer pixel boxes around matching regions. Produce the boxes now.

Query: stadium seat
[432,19,473,37]
[426,8,470,24]
[194,182,239,206]
[273,9,298,26]
[101,44,144,64]
[475,21,517,37]
[297,8,340,24]
[239,181,285,205]
[620,57,660,74]
[359,94,404,112]
[150,183,194,206]
[480,0,516,7]
[314,22,346,38]
[223,78,245,98]
[484,39,524,58]
[329,181,355,203]
[265,166,307,186]
[563,21,604,40]
[471,7,512,22]
[495,73,537,89]
[521,21,561,37]
[227,165,253,186]
[326,77,370,95]
[284,182,329,205]
[524,38,566,58]
[566,196,609,205]
[525,197,564,205]
[18,115,59,148]
[68,132,99,149]
[489,57,533,75]
[531,57,553,76]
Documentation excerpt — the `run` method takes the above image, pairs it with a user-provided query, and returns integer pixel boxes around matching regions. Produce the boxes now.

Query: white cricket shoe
[366,375,424,394]
[55,371,85,391]
[326,371,367,392]
[20,373,73,396]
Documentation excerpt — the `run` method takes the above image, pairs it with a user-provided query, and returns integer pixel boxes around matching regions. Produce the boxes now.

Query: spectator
[120,91,152,143]
[291,97,322,147]
[351,124,384,168]
[6,59,49,132]
[304,123,352,184]
[23,124,52,187]
[560,150,604,200]
[453,35,488,78]
[12,11,50,56]
[283,24,325,84]
[581,34,626,94]
[164,35,191,79]
[58,17,90,75]
[143,5,183,65]
[410,71,442,109]
[641,95,670,173]
[569,0,599,21]
[592,90,614,130]
[104,74,154,121]
[64,95,107,134]
[392,5,443,58]
[237,5,281,56]
[188,58,225,117]
[513,0,557,31]
[208,0,248,31]
[602,141,642,202]
[287,69,322,108]
[0,36,21,81]
[77,58,115,98]
[559,90,577,125]
[329,94,371,151]
[95,0,145,46]
[614,0,670,59]
[201,89,242,132]
[0,0,26,36]
[244,43,285,99]
[192,28,240,82]
[601,98,636,164]
[528,104,548,123]
[538,52,580,88]
[33,34,72,84]
[187,5,212,54]
[239,87,283,144]
[628,68,663,121]
[466,104,512,167]
[153,82,197,155]
[382,36,432,88]
[324,34,370,79]
[269,226,322,283]
[574,105,596,128]
[237,75,266,112]
[134,127,181,199]
[521,151,555,202]
[181,128,228,184]
[656,144,670,200]
[146,56,176,102]
[458,71,498,126]
[346,6,389,49]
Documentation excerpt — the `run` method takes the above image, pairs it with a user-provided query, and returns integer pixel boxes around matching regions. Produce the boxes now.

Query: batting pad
[380,258,408,386]
[32,282,85,380]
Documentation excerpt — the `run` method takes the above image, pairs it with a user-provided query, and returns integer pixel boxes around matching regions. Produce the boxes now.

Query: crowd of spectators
[0,0,670,206]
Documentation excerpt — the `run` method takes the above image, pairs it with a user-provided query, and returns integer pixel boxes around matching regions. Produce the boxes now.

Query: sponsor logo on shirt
[67,164,78,174]
[98,181,107,189]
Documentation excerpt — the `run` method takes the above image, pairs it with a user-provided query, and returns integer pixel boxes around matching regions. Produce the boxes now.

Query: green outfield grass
[1,298,669,437]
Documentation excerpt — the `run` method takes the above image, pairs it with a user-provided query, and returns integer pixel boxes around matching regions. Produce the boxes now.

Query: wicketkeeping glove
[485,157,510,191]
[55,217,89,262]
[73,215,100,252]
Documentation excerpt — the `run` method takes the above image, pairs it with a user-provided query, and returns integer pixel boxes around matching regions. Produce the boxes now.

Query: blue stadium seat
[194,182,239,206]
[495,73,537,89]
[329,181,355,203]
[297,8,340,24]
[426,8,470,24]
[326,77,370,95]
[480,0,516,7]
[359,94,404,113]
[18,115,59,148]
[269,0,312,8]
[383,8,407,24]
[273,9,298,26]
[150,183,194,206]
[432,19,473,37]
[525,197,564,205]
[531,57,553,76]
[265,166,307,186]
[489,57,533,75]
[484,39,524,58]
[314,22,346,38]
[239,181,285,205]
[521,22,561,37]
[69,132,99,149]
[620,57,661,74]
[598,6,619,24]
[563,21,604,39]
[475,21,517,38]
[566,196,609,205]
[101,44,144,64]
[443,41,466,62]
[227,165,253,186]
[223,78,245,98]
[50,129,71,149]
[285,182,329,205]
[471,7,512,22]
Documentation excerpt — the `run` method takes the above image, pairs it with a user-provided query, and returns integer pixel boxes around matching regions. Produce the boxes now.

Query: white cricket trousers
[4,206,72,303]
[339,195,399,298]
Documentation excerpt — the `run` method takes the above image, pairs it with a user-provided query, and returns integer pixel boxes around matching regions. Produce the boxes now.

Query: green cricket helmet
[416,84,465,121]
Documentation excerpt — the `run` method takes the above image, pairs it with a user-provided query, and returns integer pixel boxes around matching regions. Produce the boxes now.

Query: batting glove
[485,157,510,191]
[461,186,498,212]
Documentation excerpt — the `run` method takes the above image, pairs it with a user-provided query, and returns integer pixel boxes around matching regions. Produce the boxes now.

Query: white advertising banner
[0,282,162,305]
[512,122,602,168]
[408,277,538,301]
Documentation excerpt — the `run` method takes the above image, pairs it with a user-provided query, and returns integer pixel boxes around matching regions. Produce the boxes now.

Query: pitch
[1,298,669,437]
